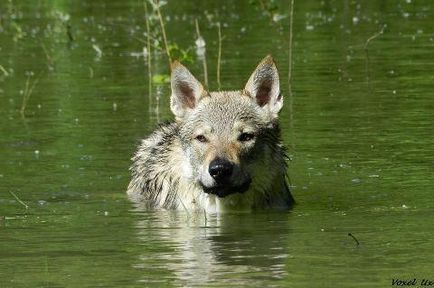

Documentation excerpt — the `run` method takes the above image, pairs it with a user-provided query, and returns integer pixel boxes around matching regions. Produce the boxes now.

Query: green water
[1,1,433,287]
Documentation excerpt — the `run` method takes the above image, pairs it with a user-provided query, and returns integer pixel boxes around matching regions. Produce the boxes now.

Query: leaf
[152,74,170,84]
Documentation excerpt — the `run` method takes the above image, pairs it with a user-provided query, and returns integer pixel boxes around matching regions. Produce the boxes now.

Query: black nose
[208,158,233,182]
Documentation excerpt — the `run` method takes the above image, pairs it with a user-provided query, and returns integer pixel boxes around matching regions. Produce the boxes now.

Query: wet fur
[127,56,294,213]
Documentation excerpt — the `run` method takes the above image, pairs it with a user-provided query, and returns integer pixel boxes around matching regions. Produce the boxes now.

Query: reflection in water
[130,204,292,286]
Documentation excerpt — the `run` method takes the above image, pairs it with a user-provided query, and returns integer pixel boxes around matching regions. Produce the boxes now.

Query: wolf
[127,56,294,213]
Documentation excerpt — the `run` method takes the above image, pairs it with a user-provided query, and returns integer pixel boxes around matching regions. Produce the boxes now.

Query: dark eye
[238,132,255,142]
[195,135,208,143]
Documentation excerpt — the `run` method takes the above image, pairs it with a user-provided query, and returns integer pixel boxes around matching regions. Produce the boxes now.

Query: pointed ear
[170,61,208,120]
[244,55,283,117]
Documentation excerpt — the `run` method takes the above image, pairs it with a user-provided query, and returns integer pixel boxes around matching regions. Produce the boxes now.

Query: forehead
[188,91,261,131]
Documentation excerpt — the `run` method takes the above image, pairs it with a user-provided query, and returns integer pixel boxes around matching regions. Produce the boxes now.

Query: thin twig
[20,74,39,117]
[20,75,31,116]
[194,19,201,38]
[364,24,386,51]
[0,64,9,76]
[217,22,222,90]
[287,0,295,142]
[144,1,153,111]
[66,23,74,42]
[40,42,54,67]
[132,36,164,52]
[288,0,295,91]
[92,44,103,58]
[364,24,386,83]
[155,0,171,67]
[348,233,360,246]
[195,19,208,87]
[27,77,40,99]
[10,191,29,210]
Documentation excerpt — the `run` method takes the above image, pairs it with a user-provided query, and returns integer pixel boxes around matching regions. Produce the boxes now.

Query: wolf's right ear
[170,61,208,120]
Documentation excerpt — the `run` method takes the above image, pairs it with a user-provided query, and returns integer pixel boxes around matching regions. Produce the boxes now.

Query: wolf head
[170,56,284,198]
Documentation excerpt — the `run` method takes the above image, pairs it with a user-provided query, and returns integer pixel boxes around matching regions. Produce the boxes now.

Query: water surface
[0,1,433,287]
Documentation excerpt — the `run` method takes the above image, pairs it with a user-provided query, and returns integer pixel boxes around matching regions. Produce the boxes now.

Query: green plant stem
[217,22,222,90]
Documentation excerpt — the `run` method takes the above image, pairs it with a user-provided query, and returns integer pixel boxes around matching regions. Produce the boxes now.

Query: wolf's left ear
[244,55,282,117]
[170,61,208,120]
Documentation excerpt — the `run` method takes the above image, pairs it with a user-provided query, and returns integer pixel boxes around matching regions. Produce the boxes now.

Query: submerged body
[127,56,294,213]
